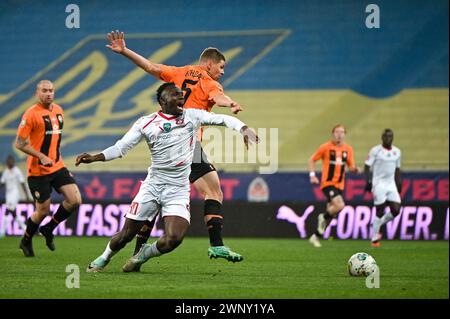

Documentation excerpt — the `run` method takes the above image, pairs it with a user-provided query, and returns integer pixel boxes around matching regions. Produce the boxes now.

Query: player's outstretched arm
[106,30,162,78]
[195,110,258,148]
[212,94,243,114]
[76,119,144,167]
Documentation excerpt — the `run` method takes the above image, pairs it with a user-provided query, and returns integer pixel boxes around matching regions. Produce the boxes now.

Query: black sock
[24,218,39,241]
[134,220,154,255]
[44,204,72,231]
[314,212,333,237]
[204,199,224,247]
[206,217,224,246]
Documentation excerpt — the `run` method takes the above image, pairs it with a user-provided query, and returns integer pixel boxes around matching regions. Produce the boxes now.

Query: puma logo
[276,205,314,238]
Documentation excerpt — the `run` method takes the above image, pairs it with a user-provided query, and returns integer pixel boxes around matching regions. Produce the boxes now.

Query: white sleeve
[188,109,245,132]
[365,146,378,166]
[0,171,5,184]
[101,120,144,161]
[15,167,25,183]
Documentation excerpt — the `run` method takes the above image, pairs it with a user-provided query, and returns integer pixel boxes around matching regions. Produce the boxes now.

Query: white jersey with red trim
[365,144,401,186]
[101,108,245,187]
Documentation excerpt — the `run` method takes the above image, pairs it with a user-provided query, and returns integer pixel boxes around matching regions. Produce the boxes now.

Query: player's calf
[133,219,154,255]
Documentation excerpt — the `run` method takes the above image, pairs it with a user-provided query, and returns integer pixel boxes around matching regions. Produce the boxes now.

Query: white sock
[371,217,382,242]
[15,216,26,231]
[100,242,118,261]
[380,212,394,226]
[0,216,6,237]
[142,241,162,259]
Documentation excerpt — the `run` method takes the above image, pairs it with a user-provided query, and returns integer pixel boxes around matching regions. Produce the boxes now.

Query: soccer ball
[347,252,378,277]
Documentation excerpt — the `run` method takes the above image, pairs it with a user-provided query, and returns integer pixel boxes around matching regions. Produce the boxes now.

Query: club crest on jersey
[163,123,172,132]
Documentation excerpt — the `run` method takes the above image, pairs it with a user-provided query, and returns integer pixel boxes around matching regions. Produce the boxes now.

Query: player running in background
[308,124,360,247]
[106,30,245,262]
[0,155,31,236]
[365,129,402,247]
[15,80,82,257]
[76,83,258,272]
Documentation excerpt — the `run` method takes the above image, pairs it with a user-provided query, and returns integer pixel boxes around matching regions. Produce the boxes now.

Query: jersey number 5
[181,79,198,104]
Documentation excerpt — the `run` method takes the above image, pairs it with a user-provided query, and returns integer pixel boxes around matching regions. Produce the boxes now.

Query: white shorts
[5,191,20,211]
[372,181,401,206]
[125,182,191,223]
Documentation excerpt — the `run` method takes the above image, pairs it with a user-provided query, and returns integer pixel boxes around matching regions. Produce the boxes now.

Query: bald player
[15,80,82,257]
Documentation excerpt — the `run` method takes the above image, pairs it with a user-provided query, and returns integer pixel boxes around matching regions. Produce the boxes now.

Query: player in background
[76,83,258,272]
[308,125,360,247]
[365,129,402,247]
[0,155,31,236]
[15,80,82,257]
[106,30,245,262]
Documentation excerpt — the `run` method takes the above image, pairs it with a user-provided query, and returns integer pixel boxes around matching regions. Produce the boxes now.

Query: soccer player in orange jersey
[308,125,361,247]
[106,31,244,262]
[15,80,82,257]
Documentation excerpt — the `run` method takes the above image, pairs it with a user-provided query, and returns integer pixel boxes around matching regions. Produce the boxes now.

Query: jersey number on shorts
[129,202,139,215]
[181,79,198,104]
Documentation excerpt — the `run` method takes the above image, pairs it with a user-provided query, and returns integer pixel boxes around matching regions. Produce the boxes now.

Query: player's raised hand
[75,153,95,166]
[106,30,126,53]
[241,126,259,150]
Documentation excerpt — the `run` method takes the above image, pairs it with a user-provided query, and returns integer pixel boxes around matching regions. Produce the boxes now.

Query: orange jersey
[312,141,355,190]
[159,64,224,112]
[17,103,66,176]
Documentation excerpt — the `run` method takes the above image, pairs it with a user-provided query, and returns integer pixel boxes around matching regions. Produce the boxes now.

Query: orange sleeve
[159,65,183,82]
[206,80,224,101]
[312,144,327,161]
[347,146,355,169]
[17,109,34,140]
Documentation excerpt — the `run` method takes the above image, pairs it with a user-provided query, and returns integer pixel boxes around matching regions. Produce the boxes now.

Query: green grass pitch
[0,237,448,299]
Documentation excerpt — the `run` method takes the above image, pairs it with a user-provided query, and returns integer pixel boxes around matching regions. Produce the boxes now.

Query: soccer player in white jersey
[364,129,402,247]
[1,155,31,236]
[75,82,258,272]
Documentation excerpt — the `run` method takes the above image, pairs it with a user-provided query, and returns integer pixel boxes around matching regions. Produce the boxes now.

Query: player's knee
[66,195,82,211]
[36,202,51,216]
[376,208,385,218]
[390,204,401,216]
[334,201,345,214]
